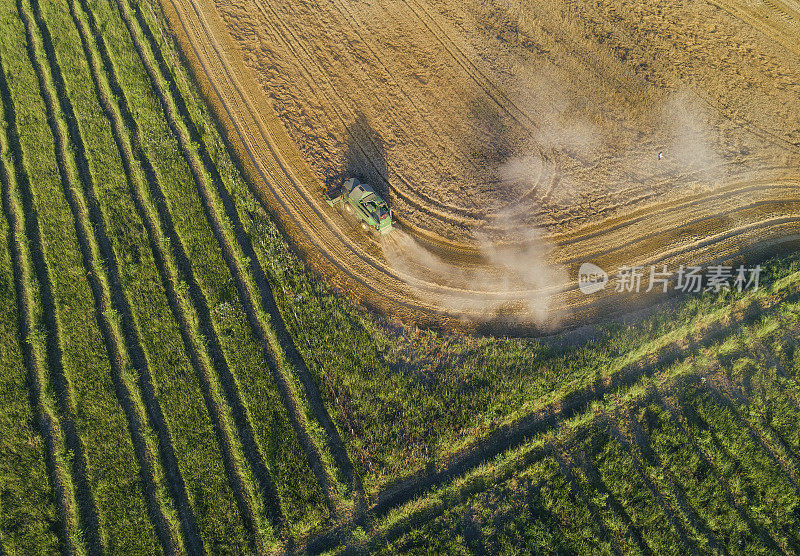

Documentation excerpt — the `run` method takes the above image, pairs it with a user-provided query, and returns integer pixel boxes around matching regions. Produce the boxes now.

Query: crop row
[0,43,67,554]
[106,0,342,535]
[0,0,178,550]
[0,0,346,549]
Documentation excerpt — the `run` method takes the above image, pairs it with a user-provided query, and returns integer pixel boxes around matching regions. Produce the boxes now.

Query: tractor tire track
[81,0,287,547]
[18,0,205,552]
[156,0,800,330]
[247,0,497,227]
[115,0,349,520]
[398,0,541,135]
[707,0,800,58]
[324,0,484,178]
[0,51,82,556]
[223,0,486,235]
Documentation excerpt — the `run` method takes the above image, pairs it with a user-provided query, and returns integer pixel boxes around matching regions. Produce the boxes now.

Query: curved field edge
[149,0,800,331]
[257,221,800,501]
[140,0,800,527]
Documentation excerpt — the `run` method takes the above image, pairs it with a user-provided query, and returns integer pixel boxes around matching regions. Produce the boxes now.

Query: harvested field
[161,0,800,329]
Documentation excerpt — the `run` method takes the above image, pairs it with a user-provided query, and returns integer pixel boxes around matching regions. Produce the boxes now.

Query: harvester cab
[325,177,394,234]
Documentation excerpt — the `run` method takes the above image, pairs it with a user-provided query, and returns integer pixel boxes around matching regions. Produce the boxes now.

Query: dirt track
[157,0,800,330]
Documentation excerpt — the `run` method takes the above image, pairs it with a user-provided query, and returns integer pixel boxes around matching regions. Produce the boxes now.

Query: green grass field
[0,0,798,553]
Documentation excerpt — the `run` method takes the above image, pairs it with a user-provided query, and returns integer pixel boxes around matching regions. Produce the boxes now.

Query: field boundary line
[296,271,800,552]
[151,0,800,330]
[0,49,83,556]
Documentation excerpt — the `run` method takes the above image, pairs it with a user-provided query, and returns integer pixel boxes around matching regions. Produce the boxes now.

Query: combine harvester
[326,177,394,234]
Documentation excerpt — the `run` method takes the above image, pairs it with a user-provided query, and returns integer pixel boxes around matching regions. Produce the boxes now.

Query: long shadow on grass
[578,439,653,556]
[303,287,799,552]
[682,386,799,552]
[19,0,204,551]
[627,402,727,554]
[607,419,695,553]
[553,447,624,556]
[657,387,782,553]
[708,377,800,492]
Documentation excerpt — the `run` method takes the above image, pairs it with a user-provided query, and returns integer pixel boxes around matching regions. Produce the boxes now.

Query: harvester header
[325,177,394,234]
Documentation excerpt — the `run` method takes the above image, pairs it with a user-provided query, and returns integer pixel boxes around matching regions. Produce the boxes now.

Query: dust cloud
[660,90,725,184]
[382,73,724,325]
[381,222,568,328]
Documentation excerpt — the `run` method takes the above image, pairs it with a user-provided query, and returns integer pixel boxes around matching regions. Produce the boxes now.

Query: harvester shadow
[328,111,390,204]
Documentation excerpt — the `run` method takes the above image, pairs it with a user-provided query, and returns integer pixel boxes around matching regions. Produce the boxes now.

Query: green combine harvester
[325,177,394,234]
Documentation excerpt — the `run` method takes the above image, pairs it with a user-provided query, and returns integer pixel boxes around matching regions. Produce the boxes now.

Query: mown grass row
[0,0,185,551]
[0,52,67,555]
[102,0,341,533]
[123,0,356,517]
[12,0,197,552]
[55,0,287,548]
[24,0,301,549]
[132,0,363,513]
[357,274,800,554]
